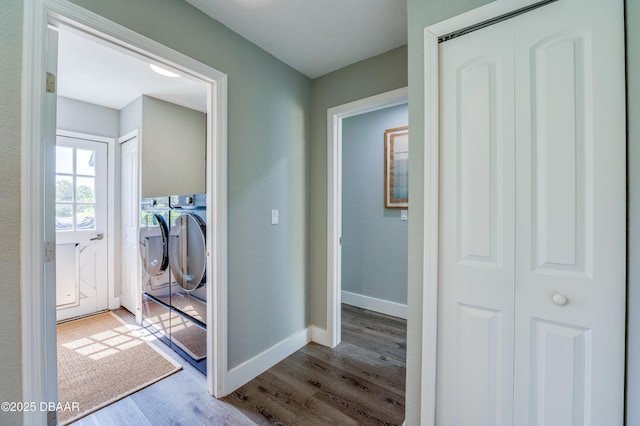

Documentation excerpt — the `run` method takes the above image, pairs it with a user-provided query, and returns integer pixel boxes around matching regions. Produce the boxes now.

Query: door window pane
[76,205,96,230]
[56,204,73,231]
[56,176,74,202]
[56,146,73,174]
[76,149,96,176]
[76,177,95,203]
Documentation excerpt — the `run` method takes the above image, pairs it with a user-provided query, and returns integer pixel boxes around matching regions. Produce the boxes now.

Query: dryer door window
[169,213,206,291]
[139,213,169,276]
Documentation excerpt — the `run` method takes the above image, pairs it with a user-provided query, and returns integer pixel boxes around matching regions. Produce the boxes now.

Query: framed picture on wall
[384,126,409,209]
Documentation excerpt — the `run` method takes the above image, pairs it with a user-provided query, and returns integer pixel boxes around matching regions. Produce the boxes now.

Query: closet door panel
[437,19,515,426]
[513,0,626,424]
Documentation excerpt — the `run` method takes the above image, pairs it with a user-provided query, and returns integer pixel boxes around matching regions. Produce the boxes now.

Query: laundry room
[53,26,211,422]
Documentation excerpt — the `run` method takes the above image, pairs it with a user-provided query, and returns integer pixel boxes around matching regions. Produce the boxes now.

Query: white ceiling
[56,1,407,111]
[185,0,408,78]
[57,29,208,112]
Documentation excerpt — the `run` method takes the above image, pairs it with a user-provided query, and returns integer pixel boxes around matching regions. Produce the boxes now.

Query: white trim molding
[326,87,408,349]
[420,1,554,424]
[226,328,311,394]
[342,291,408,320]
[21,2,229,424]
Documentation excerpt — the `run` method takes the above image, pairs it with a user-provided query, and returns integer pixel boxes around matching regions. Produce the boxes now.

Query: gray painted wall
[0,1,24,424]
[309,45,408,328]
[342,104,408,304]
[140,95,206,197]
[626,1,640,424]
[67,0,312,370]
[57,96,120,138]
[120,95,142,137]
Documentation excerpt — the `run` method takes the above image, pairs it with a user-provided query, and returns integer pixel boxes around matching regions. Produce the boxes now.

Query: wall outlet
[271,209,279,225]
[401,210,408,221]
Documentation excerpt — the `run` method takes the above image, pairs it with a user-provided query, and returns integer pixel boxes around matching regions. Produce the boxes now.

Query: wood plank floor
[72,305,406,425]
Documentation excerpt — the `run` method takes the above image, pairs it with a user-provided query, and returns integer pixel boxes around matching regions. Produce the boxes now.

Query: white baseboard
[342,291,407,319]
[226,327,311,394]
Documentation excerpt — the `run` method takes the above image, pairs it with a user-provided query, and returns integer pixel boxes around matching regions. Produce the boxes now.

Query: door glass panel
[56,146,73,174]
[76,204,96,230]
[76,177,95,203]
[76,149,96,176]
[56,176,74,202]
[56,204,73,231]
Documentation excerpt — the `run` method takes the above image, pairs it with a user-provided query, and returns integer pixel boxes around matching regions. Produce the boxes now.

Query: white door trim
[324,87,408,348]
[56,130,119,312]
[21,2,228,424]
[421,1,554,424]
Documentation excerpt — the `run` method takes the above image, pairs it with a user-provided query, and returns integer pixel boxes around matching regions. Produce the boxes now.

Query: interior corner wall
[309,45,408,329]
[0,0,24,424]
[404,0,494,424]
[625,0,640,424]
[57,96,120,138]
[66,0,311,371]
[342,104,409,306]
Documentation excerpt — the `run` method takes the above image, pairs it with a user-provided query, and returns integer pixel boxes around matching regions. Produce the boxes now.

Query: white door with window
[55,135,109,321]
[436,0,625,424]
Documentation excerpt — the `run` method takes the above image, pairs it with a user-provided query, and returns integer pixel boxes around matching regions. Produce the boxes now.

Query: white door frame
[324,87,408,348]
[21,1,228,424]
[421,0,560,424]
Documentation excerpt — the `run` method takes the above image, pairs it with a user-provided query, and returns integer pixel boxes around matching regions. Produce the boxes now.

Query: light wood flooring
[72,305,406,425]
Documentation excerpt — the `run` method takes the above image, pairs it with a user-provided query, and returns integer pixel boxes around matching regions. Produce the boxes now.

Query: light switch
[271,209,279,225]
[401,210,408,221]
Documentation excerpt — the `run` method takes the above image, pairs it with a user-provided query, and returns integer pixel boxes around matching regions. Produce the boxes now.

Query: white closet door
[513,0,626,424]
[437,0,625,424]
[437,19,516,426]
[120,135,141,320]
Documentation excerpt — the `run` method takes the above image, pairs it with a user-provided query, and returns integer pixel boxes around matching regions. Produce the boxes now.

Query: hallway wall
[309,45,408,328]
[0,1,25,424]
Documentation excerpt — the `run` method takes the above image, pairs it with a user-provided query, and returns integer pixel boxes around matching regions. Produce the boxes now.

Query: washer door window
[139,213,169,276]
[169,213,206,291]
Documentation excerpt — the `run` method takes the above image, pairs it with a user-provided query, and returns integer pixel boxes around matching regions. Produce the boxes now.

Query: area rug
[56,312,182,424]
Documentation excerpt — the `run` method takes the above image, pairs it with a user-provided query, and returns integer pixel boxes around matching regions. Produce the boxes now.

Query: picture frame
[384,126,409,209]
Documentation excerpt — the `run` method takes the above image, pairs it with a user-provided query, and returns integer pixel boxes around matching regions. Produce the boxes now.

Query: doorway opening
[21,2,228,423]
[325,86,408,346]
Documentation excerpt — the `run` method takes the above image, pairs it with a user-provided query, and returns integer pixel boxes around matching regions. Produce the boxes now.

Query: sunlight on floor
[62,321,158,361]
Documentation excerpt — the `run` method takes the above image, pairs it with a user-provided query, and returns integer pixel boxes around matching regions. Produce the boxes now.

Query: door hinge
[44,241,55,263]
[46,72,56,94]
[339,236,342,245]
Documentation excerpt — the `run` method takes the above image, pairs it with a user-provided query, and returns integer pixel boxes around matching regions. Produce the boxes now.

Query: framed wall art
[384,126,409,209]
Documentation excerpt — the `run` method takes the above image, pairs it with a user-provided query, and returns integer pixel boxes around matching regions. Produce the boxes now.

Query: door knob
[552,293,568,306]
[90,233,104,241]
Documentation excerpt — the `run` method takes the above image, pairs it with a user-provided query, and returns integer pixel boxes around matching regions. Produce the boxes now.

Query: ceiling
[185,0,408,78]
[56,0,407,111]
[57,29,208,112]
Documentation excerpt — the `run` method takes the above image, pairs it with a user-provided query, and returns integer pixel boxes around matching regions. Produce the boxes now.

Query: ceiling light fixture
[149,63,180,78]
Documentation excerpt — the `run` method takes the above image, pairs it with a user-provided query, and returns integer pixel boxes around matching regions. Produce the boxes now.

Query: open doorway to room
[326,87,408,345]
[52,24,215,423]
[20,3,228,421]
[325,88,409,422]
